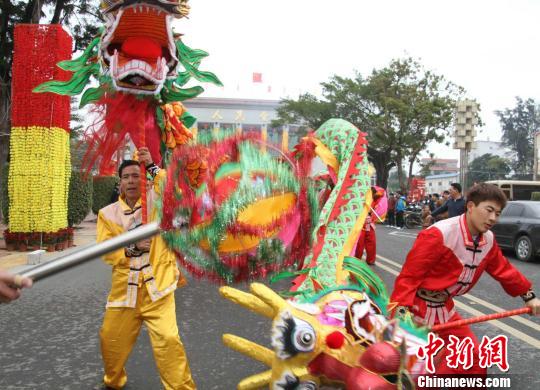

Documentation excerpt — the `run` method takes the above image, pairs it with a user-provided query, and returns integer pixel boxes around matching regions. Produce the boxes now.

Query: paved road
[0,226,538,389]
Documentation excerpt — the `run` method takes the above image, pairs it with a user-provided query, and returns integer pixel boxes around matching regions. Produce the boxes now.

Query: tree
[70,101,89,170]
[67,170,92,227]
[468,153,511,186]
[0,0,101,197]
[364,58,463,191]
[273,93,336,132]
[418,155,436,177]
[495,97,540,179]
[273,57,463,189]
[388,170,407,193]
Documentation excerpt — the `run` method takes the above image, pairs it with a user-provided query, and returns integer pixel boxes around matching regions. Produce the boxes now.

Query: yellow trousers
[100,287,195,389]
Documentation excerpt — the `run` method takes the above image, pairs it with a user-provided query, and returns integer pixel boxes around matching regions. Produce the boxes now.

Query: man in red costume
[355,187,384,265]
[390,183,540,376]
[355,212,377,265]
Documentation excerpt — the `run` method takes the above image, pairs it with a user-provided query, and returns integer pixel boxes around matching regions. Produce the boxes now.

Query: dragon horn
[250,283,287,312]
[219,286,274,318]
[222,334,274,367]
[237,370,272,390]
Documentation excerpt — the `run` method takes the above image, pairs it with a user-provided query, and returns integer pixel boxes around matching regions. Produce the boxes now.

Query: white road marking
[388,230,418,238]
[374,255,540,349]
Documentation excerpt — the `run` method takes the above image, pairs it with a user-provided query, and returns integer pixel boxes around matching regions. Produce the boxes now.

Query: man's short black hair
[450,183,462,193]
[443,190,450,195]
[466,183,507,209]
[118,160,139,177]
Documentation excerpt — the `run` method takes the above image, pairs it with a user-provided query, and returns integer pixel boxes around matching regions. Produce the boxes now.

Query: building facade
[425,172,460,194]
[420,158,459,176]
[183,97,300,147]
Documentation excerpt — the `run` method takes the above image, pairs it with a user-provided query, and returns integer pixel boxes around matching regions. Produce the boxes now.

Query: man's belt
[416,288,449,303]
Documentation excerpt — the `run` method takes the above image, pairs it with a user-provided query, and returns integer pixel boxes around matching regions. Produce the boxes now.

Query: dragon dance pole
[140,123,148,224]
[19,222,160,282]
[431,307,532,332]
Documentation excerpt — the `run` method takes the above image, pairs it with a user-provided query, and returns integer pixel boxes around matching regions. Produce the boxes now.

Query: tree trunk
[31,1,44,24]
[51,0,66,24]
[396,156,406,192]
[408,159,415,183]
[368,148,394,189]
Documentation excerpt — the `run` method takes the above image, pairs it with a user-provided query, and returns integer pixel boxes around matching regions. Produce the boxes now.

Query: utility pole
[534,131,540,181]
[453,100,478,187]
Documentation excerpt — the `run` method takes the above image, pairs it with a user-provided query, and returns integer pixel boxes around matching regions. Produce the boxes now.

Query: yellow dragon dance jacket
[97,169,185,308]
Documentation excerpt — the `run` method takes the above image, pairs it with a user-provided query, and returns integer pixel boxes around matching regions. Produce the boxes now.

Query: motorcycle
[404,204,423,229]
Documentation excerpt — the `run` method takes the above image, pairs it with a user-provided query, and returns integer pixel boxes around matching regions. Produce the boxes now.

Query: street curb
[5,241,97,274]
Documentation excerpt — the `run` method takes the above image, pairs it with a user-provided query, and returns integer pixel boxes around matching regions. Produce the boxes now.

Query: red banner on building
[409,177,426,202]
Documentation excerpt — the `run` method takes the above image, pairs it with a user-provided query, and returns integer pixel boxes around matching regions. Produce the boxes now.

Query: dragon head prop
[36,0,220,104]
[34,0,221,173]
[99,0,190,95]
[220,282,428,389]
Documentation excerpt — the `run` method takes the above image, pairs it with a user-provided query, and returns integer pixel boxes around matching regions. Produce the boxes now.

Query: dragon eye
[272,311,317,359]
[298,382,318,390]
[293,324,316,352]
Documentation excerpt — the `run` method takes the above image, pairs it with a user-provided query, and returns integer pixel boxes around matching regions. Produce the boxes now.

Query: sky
[172,0,540,162]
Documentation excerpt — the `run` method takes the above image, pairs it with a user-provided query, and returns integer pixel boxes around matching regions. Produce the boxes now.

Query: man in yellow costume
[97,147,195,390]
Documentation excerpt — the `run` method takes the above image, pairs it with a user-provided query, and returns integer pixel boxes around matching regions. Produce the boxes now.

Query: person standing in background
[355,187,384,265]
[387,192,396,227]
[395,192,407,229]
[431,183,465,221]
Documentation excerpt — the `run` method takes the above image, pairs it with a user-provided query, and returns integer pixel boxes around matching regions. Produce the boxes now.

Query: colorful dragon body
[216,119,429,389]
[35,0,222,173]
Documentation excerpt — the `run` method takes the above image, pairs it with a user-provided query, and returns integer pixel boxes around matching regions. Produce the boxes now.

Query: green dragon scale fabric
[294,119,371,297]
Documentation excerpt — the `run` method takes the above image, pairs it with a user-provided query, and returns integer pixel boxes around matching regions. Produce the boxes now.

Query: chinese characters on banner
[408,177,426,202]
[417,333,509,373]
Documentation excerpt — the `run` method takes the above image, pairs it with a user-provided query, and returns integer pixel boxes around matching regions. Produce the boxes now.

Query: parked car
[491,201,540,262]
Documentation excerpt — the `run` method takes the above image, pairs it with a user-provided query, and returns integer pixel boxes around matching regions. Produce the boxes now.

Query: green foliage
[92,176,119,215]
[1,163,9,224]
[273,57,464,188]
[468,153,511,186]
[1,1,101,89]
[68,171,93,227]
[495,97,539,178]
[388,170,407,193]
[271,93,336,130]
[418,156,436,177]
[531,192,540,201]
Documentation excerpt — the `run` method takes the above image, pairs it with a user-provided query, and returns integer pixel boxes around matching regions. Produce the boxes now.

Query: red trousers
[435,312,487,376]
[355,229,376,264]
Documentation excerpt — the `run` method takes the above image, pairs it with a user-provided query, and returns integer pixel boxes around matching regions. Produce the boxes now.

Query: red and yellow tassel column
[8,25,72,233]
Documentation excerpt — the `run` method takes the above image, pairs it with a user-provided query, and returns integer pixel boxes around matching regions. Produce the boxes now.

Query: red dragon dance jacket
[391,214,532,326]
